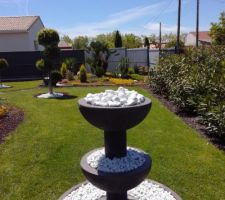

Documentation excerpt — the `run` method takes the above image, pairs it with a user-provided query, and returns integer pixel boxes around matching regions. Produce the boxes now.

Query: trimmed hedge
[150,46,225,138]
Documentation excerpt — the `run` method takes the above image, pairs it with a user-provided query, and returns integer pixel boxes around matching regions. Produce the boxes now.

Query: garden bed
[146,86,225,152]
[0,106,24,143]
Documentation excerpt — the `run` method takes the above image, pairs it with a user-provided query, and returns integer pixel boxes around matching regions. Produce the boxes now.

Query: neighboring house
[185,31,212,46]
[0,16,44,52]
[58,40,73,50]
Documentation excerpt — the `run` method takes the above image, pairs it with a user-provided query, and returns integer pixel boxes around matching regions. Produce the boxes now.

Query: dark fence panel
[0,50,85,81]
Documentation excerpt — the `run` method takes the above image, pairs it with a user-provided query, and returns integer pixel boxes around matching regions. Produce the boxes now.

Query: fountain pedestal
[104,131,127,158]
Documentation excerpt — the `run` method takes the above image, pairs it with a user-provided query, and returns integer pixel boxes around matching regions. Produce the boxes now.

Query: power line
[146,0,175,26]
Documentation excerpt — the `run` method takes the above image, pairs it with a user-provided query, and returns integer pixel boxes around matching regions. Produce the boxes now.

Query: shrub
[50,70,62,86]
[137,66,148,75]
[0,105,7,118]
[0,58,9,85]
[150,46,225,138]
[128,67,134,75]
[95,66,105,78]
[37,29,60,46]
[118,57,129,78]
[134,65,139,74]
[129,74,144,81]
[63,58,79,74]
[60,63,68,78]
[66,70,74,81]
[79,65,87,83]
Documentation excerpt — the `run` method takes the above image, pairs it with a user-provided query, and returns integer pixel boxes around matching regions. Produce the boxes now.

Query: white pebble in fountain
[87,148,146,173]
[84,87,145,107]
[62,180,177,200]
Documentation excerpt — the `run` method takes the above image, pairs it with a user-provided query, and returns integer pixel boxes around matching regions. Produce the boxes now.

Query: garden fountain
[59,87,182,200]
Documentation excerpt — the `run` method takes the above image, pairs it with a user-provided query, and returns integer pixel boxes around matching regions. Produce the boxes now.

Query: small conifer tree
[114,30,123,48]
[79,64,87,83]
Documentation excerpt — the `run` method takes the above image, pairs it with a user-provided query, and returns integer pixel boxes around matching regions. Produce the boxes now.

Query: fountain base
[58,179,182,200]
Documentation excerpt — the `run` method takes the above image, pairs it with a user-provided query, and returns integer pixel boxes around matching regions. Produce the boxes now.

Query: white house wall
[185,34,196,46]
[0,32,29,52]
[28,19,44,51]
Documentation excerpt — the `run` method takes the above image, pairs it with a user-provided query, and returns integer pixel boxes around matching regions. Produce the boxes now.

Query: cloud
[58,1,178,38]
[144,22,193,34]
[0,0,30,15]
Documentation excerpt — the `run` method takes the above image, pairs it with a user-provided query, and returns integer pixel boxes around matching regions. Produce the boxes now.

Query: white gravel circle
[87,148,146,173]
[0,84,11,88]
[37,92,64,99]
[62,180,177,200]
[84,87,145,107]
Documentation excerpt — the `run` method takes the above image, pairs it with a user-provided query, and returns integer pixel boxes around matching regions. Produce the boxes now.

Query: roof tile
[0,16,39,33]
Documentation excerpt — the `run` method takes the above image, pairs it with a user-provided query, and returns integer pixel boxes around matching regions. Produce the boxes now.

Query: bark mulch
[0,106,24,144]
[143,86,225,152]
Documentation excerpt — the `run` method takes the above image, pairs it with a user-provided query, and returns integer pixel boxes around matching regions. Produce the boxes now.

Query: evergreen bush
[79,64,87,82]
[60,63,68,78]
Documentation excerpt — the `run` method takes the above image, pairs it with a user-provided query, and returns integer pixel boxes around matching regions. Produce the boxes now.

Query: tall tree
[96,33,114,48]
[149,34,157,44]
[114,30,123,48]
[209,11,225,45]
[123,34,142,48]
[144,37,150,47]
[73,36,89,49]
[62,35,73,44]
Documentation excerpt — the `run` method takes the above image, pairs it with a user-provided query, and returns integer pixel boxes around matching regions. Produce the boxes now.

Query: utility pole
[159,22,162,52]
[196,0,200,47]
[176,0,181,53]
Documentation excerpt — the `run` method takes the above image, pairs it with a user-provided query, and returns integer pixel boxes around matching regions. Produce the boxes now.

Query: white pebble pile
[37,92,64,99]
[87,148,146,173]
[63,180,177,200]
[84,87,145,107]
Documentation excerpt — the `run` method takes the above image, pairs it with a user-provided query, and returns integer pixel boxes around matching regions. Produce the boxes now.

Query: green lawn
[0,82,225,200]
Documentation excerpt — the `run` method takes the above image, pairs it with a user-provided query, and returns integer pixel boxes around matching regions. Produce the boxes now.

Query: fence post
[147,47,150,68]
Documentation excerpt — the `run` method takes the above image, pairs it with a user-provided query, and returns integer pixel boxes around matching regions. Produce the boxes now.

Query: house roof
[0,16,42,33]
[189,31,211,42]
[58,40,72,49]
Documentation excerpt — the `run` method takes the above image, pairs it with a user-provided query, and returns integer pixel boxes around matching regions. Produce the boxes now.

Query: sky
[0,0,224,38]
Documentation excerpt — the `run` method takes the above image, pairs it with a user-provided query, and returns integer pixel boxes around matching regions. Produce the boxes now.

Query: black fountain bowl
[80,149,152,193]
[78,98,152,131]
